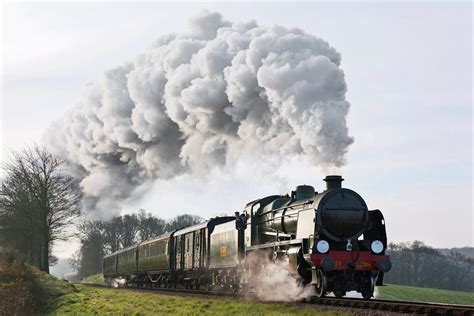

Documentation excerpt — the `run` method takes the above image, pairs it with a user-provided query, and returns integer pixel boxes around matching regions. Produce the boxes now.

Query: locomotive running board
[246,239,302,251]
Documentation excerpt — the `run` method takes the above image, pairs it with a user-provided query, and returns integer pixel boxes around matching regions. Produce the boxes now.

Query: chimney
[324,175,344,190]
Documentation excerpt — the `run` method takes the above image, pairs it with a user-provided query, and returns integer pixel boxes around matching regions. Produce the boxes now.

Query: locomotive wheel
[361,277,375,300]
[314,269,327,298]
[333,290,346,298]
[361,286,374,300]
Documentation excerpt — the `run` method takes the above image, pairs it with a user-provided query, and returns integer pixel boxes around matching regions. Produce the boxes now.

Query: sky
[1,2,472,258]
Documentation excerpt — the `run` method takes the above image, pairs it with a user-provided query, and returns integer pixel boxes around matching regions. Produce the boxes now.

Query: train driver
[235,211,244,230]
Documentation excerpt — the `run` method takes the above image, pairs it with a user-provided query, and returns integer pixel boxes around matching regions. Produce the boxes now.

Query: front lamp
[316,240,330,253]
[371,240,384,254]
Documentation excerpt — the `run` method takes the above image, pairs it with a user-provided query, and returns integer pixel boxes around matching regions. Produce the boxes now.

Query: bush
[0,251,40,315]
[0,250,76,315]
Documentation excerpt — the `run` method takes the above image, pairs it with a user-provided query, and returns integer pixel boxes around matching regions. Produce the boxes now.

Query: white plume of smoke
[373,286,379,299]
[104,277,127,288]
[45,11,354,216]
[247,252,314,302]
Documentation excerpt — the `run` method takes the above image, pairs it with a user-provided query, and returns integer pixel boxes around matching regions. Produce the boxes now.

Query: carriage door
[175,236,183,270]
[203,229,208,268]
[184,233,193,269]
[194,230,201,269]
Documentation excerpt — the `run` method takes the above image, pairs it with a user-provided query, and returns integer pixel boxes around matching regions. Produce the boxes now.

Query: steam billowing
[247,252,314,301]
[46,11,353,215]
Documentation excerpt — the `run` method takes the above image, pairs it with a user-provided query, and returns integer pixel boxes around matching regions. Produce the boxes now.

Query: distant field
[377,284,474,306]
[83,273,104,284]
[46,284,344,315]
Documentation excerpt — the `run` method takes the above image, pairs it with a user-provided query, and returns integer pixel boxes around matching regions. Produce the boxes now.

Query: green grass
[45,280,474,315]
[46,285,344,315]
[32,268,76,306]
[83,273,104,285]
[377,284,474,305]
[0,252,75,314]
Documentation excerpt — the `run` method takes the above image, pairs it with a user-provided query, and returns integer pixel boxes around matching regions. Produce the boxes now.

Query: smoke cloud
[45,11,353,215]
[247,251,314,302]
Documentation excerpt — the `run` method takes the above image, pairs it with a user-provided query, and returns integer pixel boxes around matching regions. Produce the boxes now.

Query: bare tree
[0,146,81,273]
[74,220,107,277]
[165,214,203,232]
[120,214,140,248]
[137,209,166,241]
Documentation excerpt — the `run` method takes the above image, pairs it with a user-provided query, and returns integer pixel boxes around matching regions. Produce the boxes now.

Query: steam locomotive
[103,175,391,299]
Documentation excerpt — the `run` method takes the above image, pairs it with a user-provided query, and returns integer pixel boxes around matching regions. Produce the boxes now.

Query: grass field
[83,273,104,284]
[46,284,344,315]
[377,284,474,306]
[4,258,473,315]
[81,273,473,306]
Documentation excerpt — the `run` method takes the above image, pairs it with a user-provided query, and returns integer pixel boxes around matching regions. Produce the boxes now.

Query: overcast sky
[2,2,472,258]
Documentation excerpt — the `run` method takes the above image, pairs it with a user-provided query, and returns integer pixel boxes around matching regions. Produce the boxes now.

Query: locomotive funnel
[324,175,344,190]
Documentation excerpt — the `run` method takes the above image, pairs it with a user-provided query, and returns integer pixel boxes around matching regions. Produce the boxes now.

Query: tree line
[71,211,203,279]
[385,241,473,292]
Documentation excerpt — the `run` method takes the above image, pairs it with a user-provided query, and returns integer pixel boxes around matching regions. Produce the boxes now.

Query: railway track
[80,283,474,315]
[304,296,474,315]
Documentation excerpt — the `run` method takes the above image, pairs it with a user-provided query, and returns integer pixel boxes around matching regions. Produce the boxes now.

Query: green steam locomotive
[103,175,391,299]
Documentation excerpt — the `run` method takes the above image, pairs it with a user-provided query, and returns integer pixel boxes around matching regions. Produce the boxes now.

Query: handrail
[255,200,313,217]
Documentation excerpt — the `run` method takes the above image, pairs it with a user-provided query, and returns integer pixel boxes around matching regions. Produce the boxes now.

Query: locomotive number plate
[335,261,346,269]
[356,261,373,269]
